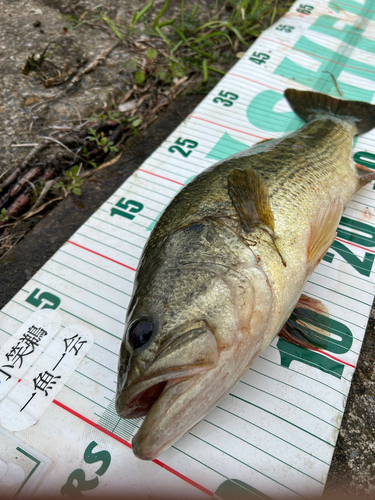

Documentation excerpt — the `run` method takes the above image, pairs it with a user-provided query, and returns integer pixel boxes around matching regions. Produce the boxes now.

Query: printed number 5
[249,52,270,65]
[213,91,238,107]
[26,288,61,309]
[168,138,198,157]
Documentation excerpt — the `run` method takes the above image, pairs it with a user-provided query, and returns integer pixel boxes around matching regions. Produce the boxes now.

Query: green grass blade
[230,25,249,46]
[196,20,228,31]
[195,31,233,48]
[103,17,123,39]
[202,59,208,82]
[158,19,176,28]
[251,0,260,15]
[173,26,215,59]
[133,0,154,26]
[171,39,183,56]
[270,0,278,24]
[155,25,172,47]
[153,0,170,29]
[207,66,226,75]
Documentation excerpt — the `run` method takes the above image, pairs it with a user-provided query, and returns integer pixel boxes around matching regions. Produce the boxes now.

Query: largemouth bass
[116,89,375,460]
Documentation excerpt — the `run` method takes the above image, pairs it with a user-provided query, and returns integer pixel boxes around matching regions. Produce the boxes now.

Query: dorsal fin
[279,294,330,350]
[228,168,275,233]
[307,197,343,274]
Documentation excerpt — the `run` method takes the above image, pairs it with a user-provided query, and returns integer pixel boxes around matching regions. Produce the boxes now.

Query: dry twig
[34,42,120,116]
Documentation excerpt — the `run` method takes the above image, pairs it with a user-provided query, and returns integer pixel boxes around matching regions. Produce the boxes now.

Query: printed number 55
[168,138,198,157]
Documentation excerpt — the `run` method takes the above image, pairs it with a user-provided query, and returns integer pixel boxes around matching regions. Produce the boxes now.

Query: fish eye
[128,320,154,350]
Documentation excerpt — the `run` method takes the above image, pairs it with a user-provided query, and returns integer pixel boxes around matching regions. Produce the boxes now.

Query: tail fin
[284,88,375,135]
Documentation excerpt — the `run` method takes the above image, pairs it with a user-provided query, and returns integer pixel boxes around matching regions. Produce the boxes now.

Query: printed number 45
[249,52,270,65]
[213,91,238,107]
[168,138,198,157]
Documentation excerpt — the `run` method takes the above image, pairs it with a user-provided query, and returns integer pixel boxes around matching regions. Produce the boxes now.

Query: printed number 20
[168,138,198,157]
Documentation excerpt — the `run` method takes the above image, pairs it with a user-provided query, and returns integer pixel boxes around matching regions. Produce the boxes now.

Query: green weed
[63,1,290,88]
[0,208,8,223]
[88,128,119,154]
[53,165,85,196]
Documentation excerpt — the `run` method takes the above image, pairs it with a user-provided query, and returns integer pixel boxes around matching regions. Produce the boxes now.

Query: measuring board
[1,0,375,497]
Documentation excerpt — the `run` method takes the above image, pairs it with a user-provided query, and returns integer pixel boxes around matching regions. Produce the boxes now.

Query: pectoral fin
[307,197,343,274]
[228,168,275,233]
[279,294,330,350]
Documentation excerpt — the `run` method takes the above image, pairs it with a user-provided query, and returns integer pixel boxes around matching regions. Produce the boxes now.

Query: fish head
[116,221,272,460]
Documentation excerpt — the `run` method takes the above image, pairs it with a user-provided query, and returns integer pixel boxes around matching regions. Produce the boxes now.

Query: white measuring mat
[1,0,375,497]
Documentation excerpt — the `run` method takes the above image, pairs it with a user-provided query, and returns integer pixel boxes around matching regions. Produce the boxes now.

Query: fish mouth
[116,322,219,420]
[115,371,195,419]
[118,380,167,419]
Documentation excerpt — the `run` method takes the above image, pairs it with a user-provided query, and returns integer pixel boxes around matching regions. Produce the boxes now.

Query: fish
[116,89,375,460]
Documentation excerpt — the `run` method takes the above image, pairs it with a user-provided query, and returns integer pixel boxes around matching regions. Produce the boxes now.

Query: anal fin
[279,294,330,350]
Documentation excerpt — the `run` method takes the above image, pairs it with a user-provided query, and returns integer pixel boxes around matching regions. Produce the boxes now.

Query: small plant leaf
[70,165,80,176]
[135,69,146,85]
[131,118,142,128]
[146,48,158,59]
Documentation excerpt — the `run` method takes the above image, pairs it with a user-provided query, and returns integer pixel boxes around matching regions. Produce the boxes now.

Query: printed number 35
[213,91,239,107]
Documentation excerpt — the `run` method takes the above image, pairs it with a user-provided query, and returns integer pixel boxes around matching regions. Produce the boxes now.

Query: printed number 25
[168,138,198,157]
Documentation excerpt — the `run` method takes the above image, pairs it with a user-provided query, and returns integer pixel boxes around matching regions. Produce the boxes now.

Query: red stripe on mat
[314,350,356,369]
[67,241,137,271]
[262,37,375,75]
[228,73,283,92]
[53,399,214,497]
[336,237,375,254]
[189,115,267,140]
[138,168,185,186]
